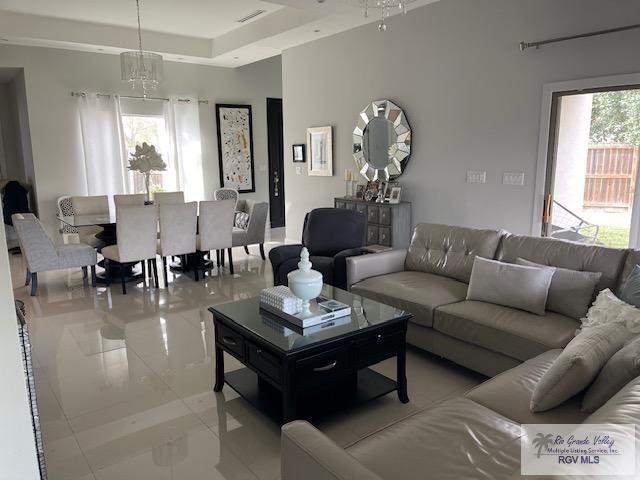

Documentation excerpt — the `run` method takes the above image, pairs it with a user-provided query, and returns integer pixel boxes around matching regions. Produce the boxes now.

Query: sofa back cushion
[405,223,504,283]
[496,234,627,293]
[585,374,640,428]
[620,250,640,293]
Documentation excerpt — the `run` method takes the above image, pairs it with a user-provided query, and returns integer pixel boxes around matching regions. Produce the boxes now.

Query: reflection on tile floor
[10,229,484,480]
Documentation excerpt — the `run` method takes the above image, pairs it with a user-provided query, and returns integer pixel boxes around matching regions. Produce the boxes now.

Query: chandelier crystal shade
[347,0,417,31]
[120,0,163,96]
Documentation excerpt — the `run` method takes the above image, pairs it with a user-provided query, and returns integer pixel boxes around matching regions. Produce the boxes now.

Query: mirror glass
[353,100,411,181]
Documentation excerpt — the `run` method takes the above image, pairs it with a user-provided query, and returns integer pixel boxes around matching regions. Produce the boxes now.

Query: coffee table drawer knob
[223,336,237,346]
[313,360,338,372]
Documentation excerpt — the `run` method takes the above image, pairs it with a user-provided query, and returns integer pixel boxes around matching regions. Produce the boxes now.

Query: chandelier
[120,0,163,97]
[348,0,417,31]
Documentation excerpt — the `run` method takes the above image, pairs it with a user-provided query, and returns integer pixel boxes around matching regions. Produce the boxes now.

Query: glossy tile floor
[10,229,485,480]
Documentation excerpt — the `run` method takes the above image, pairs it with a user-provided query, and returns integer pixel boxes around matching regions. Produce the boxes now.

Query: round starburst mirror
[353,100,411,181]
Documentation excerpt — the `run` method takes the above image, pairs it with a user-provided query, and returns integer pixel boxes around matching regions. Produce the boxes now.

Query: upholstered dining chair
[157,202,197,287]
[154,191,185,205]
[56,195,78,243]
[232,199,269,260]
[12,213,98,296]
[114,193,146,208]
[101,205,159,294]
[195,199,235,278]
[70,195,109,249]
[213,188,238,209]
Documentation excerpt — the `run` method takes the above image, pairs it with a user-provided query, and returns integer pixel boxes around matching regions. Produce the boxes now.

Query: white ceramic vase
[287,247,323,314]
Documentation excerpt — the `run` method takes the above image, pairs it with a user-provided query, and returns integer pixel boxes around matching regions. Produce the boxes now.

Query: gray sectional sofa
[280,223,640,480]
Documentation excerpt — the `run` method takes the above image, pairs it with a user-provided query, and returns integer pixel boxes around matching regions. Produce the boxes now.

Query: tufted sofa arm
[282,421,383,480]
[346,249,407,289]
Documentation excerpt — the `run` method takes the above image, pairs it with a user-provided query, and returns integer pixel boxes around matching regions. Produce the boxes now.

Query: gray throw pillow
[516,258,602,320]
[619,265,640,308]
[466,257,555,315]
[581,335,640,412]
[530,323,629,412]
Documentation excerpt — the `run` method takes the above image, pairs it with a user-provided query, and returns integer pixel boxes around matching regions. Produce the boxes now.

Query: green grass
[581,225,630,248]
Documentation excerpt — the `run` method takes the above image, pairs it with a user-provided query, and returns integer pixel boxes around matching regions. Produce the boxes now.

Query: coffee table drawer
[354,330,404,368]
[296,346,351,385]
[247,342,281,384]
[217,323,245,359]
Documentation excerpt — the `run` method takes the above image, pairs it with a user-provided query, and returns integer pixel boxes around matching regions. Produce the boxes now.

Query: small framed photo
[307,126,333,177]
[292,144,305,163]
[388,186,402,204]
[355,184,366,199]
[364,180,380,202]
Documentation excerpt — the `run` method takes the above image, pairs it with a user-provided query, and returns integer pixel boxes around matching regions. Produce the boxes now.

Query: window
[121,114,177,195]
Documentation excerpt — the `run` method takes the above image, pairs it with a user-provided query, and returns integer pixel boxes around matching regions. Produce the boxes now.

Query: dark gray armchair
[269,208,366,290]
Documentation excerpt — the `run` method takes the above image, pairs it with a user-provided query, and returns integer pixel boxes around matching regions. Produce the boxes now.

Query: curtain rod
[520,23,640,51]
[70,91,209,104]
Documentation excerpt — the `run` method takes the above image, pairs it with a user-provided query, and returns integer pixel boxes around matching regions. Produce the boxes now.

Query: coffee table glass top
[208,284,409,353]
[58,213,115,227]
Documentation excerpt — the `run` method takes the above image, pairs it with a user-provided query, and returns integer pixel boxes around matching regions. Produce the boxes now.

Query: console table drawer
[367,206,379,223]
[355,203,367,215]
[247,342,281,384]
[379,226,392,246]
[379,206,392,226]
[335,200,347,209]
[367,225,379,244]
[217,323,245,359]
[354,330,404,368]
[296,346,351,386]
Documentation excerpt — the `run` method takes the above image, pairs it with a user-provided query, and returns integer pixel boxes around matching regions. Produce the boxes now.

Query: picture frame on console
[216,103,256,193]
[307,126,333,177]
[389,185,403,204]
[292,144,305,163]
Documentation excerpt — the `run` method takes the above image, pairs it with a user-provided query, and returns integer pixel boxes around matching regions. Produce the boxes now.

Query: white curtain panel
[165,98,204,202]
[77,94,127,197]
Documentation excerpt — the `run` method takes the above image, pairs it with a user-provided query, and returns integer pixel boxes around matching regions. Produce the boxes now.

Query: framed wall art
[307,126,333,177]
[292,144,306,163]
[216,104,256,193]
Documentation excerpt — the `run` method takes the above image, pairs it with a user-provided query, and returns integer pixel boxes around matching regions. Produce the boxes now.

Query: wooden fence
[584,144,639,209]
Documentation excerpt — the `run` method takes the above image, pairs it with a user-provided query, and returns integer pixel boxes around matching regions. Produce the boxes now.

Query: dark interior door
[267,98,285,228]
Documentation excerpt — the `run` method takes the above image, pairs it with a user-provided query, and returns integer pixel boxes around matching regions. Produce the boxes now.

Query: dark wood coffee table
[209,285,411,424]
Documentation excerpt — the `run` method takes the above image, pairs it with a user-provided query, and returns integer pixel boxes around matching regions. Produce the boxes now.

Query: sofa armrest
[281,421,383,480]
[346,249,407,288]
[333,247,366,290]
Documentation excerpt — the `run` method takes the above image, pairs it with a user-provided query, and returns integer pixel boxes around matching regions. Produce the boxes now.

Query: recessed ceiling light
[97,48,104,51]
[314,29,321,33]
[177,57,183,60]
[1,38,8,42]
[233,56,239,59]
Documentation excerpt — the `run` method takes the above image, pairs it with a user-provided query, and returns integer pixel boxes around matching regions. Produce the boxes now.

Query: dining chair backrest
[213,188,238,209]
[158,202,197,256]
[57,195,77,234]
[198,199,235,252]
[71,195,109,215]
[12,213,58,272]
[115,205,158,263]
[114,194,146,208]
[154,191,184,205]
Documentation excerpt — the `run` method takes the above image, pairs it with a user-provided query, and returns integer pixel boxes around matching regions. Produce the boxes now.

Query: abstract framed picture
[216,104,256,193]
[307,126,333,177]
[292,144,306,163]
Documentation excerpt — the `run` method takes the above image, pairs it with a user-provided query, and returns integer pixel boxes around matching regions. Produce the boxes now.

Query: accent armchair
[12,213,97,296]
[269,208,366,290]
[232,199,269,260]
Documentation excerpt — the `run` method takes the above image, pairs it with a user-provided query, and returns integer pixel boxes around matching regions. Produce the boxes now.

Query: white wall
[0,45,282,234]
[0,205,40,480]
[281,0,640,240]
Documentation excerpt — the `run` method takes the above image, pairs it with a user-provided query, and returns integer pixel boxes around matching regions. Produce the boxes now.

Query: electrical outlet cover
[503,172,524,185]
[466,171,486,184]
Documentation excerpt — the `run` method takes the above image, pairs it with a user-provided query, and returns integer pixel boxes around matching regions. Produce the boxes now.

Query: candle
[345,169,350,181]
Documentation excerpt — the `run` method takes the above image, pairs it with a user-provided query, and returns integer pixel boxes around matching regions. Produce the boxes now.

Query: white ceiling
[0,0,440,67]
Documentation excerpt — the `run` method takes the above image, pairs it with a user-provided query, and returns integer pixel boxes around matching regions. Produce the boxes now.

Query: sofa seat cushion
[434,301,579,361]
[351,271,468,328]
[347,397,521,480]
[466,350,589,425]
[56,243,97,268]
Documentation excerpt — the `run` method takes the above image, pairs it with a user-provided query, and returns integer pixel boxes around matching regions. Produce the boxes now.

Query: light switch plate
[503,172,524,185]
[466,171,486,184]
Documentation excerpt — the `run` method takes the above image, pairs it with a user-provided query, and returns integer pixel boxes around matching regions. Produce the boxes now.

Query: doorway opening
[267,98,284,228]
[543,86,640,248]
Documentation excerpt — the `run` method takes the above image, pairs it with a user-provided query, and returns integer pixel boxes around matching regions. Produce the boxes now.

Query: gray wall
[282,0,640,240]
[0,45,282,234]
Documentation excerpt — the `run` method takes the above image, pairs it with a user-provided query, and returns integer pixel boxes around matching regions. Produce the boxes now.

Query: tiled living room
[2,1,640,480]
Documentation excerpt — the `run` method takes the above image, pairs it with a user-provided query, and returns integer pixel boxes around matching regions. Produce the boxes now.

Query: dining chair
[12,213,98,296]
[101,205,159,294]
[154,191,185,205]
[213,188,238,209]
[114,193,146,208]
[195,199,235,278]
[232,200,269,260]
[70,195,109,248]
[157,202,197,287]
[56,195,78,243]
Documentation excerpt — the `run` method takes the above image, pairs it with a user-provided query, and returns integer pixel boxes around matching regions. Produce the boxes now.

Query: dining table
[57,212,216,284]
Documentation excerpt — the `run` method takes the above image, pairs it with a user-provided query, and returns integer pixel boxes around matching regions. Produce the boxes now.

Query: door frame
[532,72,640,246]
